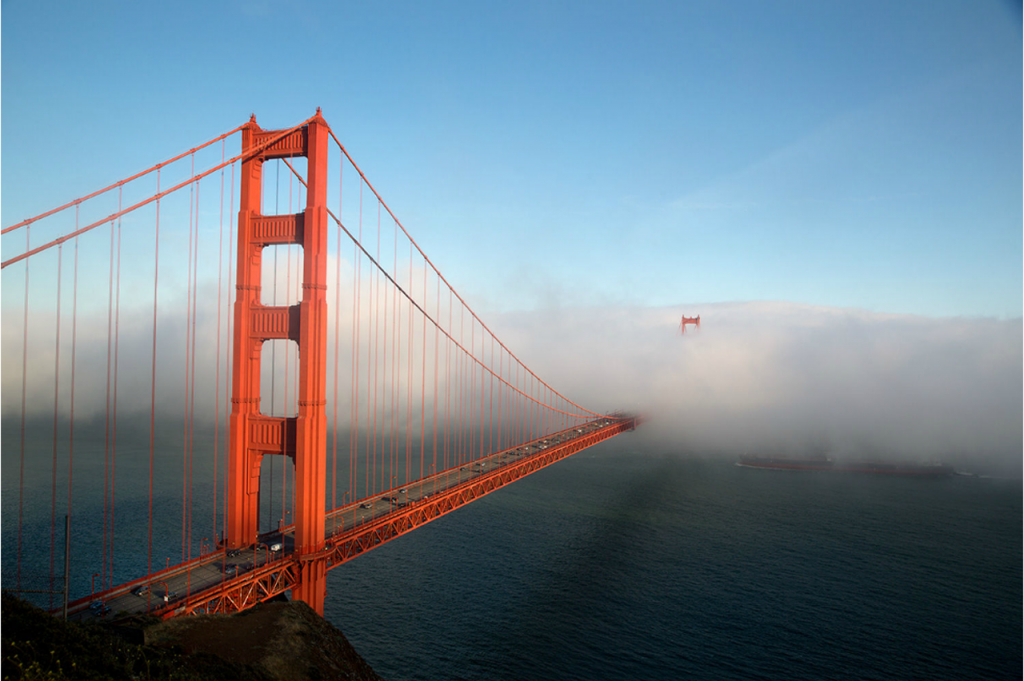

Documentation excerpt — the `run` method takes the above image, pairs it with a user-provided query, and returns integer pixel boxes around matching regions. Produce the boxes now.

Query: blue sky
[3,0,1021,318]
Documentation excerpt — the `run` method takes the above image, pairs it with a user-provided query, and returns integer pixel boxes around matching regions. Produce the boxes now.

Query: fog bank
[490,301,1022,476]
[4,295,1020,476]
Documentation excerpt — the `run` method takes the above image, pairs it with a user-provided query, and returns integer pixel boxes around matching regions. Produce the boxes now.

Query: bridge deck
[66,415,638,621]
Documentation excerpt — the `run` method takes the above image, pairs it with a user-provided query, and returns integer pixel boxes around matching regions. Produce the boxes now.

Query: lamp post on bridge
[254,542,267,568]
[153,581,172,609]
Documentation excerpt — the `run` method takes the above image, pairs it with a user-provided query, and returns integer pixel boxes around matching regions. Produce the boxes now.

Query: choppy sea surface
[323,440,1022,681]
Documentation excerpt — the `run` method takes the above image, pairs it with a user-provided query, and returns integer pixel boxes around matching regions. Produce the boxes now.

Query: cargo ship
[738,455,955,477]
[736,455,835,472]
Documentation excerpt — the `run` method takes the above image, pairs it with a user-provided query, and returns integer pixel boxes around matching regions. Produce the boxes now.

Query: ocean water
[323,440,1022,681]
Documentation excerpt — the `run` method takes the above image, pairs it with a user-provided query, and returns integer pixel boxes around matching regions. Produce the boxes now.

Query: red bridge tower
[227,111,330,613]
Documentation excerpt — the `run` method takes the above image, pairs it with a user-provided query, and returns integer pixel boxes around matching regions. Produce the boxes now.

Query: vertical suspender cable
[188,179,200,564]
[111,194,122,588]
[214,140,225,543]
[454,310,460,467]
[269,166,278,529]
[104,218,115,590]
[459,301,465,466]
[403,227,409,483]
[224,162,236,539]
[481,323,485,460]
[149,169,161,582]
[496,345,502,454]
[332,154,342,512]
[283,172,292,524]
[50,243,63,609]
[470,318,475,460]
[455,311,460,467]
[389,216,396,488]
[384,210,390,490]
[397,222,403,485]
[513,363,518,449]
[391,219,398,488]
[183,158,195,561]
[365,181,372,497]
[372,196,380,494]
[420,257,427,481]
[458,307,465,466]
[67,232,80,595]
[498,351,503,453]
[284,171,292,523]
[444,292,451,474]
[479,322,485,460]
[17,227,30,590]
[352,163,361,503]
[295,179,302,505]
[433,276,440,491]
[477,317,481,456]
[489,336,494,461]
[444,287,450,478]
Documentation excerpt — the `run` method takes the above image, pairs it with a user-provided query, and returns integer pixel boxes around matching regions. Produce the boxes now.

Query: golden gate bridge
[1,110,640,620]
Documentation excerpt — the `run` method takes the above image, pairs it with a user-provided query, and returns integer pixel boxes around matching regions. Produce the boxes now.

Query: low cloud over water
[491,301,1022,476]
[4,295,1020,477]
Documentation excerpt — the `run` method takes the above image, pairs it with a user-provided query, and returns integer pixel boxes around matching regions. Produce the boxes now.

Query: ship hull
[738,457,954,477]
[737,457,834,472]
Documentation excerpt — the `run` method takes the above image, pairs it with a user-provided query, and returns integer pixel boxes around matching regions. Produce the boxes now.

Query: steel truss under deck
[150,416,638,617]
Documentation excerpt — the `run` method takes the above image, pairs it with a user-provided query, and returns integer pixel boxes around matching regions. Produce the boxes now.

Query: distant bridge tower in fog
[680,315,701,335]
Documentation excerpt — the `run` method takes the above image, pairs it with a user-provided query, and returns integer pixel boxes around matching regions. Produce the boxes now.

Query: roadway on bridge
[70,417,623,622]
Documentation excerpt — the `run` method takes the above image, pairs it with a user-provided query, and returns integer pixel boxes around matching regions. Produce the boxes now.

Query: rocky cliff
[2,594,385,681]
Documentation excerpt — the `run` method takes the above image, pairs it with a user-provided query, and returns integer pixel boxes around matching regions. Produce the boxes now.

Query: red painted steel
[319,418,639,569]
[680,315,701,334]
[0,119,314,270]
[227,111,330,613]
[6,111,644,624]
[149,416,640,618]
[0,124,246,237]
